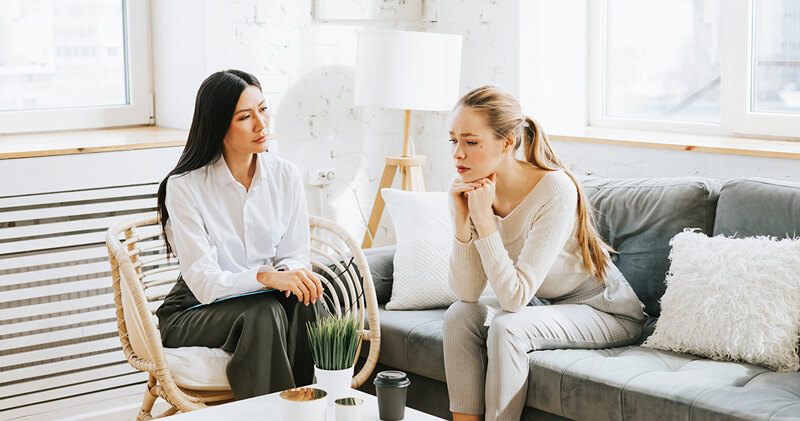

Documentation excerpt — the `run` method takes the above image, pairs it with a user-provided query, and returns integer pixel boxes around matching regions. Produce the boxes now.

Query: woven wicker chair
[106,212,380,420]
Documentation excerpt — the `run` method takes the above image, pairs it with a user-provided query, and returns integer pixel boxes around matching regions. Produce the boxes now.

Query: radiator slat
[1,350,125,385]
[0,184,157,209]
[0,307,116,337]
[0,261,111,289]
[1,320,118,351]
[0,214,137,241]
[0,294,115,321]
[0,198,156,224]
[0,337,122,368]
[0,360,135,398]
[0,382,149,420]
[0,239,166,272]
[1,232,116,256]
[1,276,111,302]
[0,247,112,271]
[0,371,147,412]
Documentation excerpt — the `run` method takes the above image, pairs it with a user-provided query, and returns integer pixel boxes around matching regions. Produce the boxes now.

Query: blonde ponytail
[457,86,614,283]
[522,117,614,282]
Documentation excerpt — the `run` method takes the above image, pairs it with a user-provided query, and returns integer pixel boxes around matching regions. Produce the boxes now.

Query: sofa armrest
[364,245,396,305]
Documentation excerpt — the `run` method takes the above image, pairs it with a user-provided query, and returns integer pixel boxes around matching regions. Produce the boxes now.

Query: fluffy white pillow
[643,230,800,372]
[381,189,493,310]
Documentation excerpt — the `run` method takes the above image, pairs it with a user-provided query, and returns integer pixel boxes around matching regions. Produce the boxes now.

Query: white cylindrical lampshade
[354,29,462,112]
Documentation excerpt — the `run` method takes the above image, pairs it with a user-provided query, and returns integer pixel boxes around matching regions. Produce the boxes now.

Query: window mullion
[721,0,752,136]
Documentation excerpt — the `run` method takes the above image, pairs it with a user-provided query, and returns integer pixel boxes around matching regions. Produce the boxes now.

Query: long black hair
[157,69,262,257]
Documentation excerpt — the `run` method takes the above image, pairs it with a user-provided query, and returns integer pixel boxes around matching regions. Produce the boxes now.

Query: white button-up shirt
[165,152,310,304]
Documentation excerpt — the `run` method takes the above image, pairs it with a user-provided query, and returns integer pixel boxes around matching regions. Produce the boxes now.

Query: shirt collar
[212,153,267,187]
[211,155,237,187]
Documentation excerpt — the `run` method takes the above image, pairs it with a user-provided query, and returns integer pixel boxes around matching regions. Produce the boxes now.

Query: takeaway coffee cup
[373,370,410,420]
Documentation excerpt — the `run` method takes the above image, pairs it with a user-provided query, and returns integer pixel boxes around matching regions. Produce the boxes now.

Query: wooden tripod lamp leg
[362,163,398,248]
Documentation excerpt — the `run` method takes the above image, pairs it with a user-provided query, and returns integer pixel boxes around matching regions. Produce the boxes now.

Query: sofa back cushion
[363,245,396,305]
[581,177,722,317]
[713,178,800,239]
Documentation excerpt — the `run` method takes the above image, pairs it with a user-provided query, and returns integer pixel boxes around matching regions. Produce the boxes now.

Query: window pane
[752,0,800,114]
[605,0,721,123]
[0,0,126,112]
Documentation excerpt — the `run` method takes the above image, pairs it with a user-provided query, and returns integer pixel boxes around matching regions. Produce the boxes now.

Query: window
[589,0,800,139]
[0,0,152,134]
[753,2,800,114]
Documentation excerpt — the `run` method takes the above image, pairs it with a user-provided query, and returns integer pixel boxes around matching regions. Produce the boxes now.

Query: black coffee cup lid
[374,370,410,387]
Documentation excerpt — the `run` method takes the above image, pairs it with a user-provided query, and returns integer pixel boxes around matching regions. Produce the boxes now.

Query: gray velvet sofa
[356,176,800,421]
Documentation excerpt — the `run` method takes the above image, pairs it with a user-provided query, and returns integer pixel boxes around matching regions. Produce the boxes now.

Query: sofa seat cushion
[526,346,800,421]
[688,372,800,421]
[375,308,800,420]
[376,307,447,383]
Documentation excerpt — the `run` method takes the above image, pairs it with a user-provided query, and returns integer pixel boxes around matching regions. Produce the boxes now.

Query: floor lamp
[354,29,462,248]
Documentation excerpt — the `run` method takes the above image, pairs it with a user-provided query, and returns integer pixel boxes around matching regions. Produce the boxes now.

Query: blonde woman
[443,86,645,421]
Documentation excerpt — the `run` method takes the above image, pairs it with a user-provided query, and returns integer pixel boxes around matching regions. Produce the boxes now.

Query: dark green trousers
[157,278,320,399]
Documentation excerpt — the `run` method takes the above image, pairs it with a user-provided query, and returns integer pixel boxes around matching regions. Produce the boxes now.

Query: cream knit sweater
[450,170,599,313]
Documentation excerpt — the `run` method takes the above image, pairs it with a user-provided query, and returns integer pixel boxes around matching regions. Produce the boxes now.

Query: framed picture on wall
[313,0,422,21]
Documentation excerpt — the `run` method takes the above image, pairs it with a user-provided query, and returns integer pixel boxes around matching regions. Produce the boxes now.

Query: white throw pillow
[382,189,457,310]
[382,189,493,310]
[643,230,800,372]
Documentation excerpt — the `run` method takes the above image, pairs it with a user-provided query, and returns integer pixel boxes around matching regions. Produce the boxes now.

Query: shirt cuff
[241,267,267,293]
[474,231,507,261]
[282,259,311,271]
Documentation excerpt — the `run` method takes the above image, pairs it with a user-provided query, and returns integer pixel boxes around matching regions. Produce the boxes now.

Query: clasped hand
[450,173,496,239]
[258,268,324,306]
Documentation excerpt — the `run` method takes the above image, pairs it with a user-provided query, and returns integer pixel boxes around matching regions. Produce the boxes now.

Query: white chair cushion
[163,346,232,391]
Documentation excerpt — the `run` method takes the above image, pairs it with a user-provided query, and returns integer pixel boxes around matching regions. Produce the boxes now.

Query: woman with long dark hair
[155,70,323,399]
[443,86,646,421]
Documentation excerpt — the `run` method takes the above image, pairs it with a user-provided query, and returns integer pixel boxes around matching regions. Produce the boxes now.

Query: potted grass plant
[307,316,361,402]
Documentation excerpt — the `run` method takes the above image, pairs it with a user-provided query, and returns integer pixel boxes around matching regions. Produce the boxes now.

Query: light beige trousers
[443,296,641,421]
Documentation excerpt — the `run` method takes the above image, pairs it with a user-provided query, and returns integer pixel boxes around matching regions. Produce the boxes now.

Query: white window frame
[722,0,800,138]
[588,0,800,140]
[0,0,153,135]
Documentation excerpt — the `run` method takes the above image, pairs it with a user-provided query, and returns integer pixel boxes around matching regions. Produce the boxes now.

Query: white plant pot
[314,365,354,403]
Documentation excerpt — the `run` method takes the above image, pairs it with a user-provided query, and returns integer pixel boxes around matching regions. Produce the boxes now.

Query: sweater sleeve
[473,189,578,312]
[448,198,487,302]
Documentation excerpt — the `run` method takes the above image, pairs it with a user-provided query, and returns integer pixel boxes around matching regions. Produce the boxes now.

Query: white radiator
[0,147,182,419]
